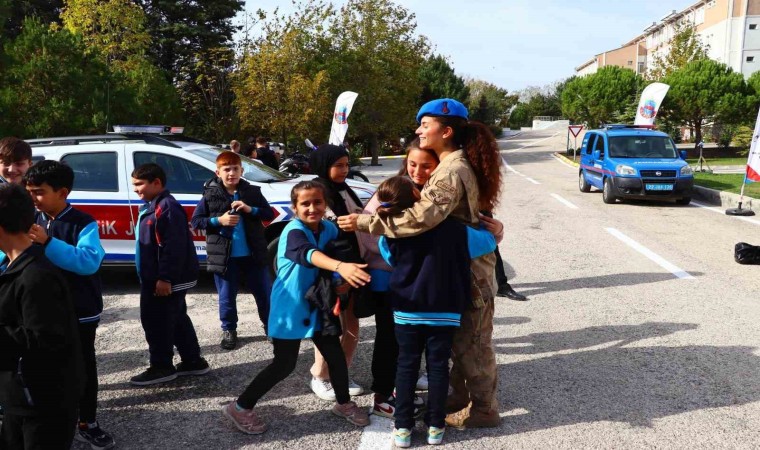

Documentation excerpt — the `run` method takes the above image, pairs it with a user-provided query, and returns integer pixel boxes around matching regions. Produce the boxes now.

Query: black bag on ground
[734,242,760,264]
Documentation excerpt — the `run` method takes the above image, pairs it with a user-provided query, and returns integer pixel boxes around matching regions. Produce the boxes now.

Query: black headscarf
[309,144,362,216]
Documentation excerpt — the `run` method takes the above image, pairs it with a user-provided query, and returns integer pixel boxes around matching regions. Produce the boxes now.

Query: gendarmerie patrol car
[27,127,375,265]
[578,124,694,205]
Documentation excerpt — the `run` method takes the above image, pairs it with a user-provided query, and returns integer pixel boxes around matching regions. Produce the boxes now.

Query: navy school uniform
[379,218,496,430]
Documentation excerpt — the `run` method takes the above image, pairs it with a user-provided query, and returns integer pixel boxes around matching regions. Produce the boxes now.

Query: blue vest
[268,219,338,339]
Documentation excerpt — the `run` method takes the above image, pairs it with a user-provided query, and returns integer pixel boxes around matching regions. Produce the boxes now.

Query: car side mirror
[593,150,601,160]
[679,150,688,160]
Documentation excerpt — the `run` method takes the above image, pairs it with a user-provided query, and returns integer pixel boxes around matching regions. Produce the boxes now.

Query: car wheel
[675,196,691,206]
[579,171,591,193]
[267,237,279,278]
[348,170,369,182]
[602,178,617,204]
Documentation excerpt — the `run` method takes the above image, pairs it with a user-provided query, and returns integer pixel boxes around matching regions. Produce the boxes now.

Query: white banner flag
[745,106,760,182]
[634,82,670,126]
[329,91,358,146]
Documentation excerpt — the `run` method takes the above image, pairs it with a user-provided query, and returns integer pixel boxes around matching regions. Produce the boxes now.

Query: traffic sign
[569,125,584,137]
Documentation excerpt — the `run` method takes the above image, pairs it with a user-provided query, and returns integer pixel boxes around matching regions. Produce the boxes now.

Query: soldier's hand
[219,211,240,226]
[337,214,359,232]
[479,214,504,243]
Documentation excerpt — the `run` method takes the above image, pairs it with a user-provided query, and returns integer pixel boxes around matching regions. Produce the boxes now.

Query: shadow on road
[511,271,704,296]
[448,321,760,444]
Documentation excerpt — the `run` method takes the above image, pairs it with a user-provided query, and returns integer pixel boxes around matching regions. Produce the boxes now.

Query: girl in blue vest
[222,180,371,434]
[376,176,496,447]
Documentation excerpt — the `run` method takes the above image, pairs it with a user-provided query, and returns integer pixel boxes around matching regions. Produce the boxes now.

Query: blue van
[578,125,694,205]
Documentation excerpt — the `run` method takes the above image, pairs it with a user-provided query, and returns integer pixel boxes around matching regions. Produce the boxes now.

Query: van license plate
[646,184,673,191]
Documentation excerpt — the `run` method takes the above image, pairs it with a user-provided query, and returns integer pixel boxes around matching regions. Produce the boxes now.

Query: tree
[61,0,151,65]
[648,23,708,80]
[234,3,333,145]
[327,0,428,164]
[465,79,515,125]
[561,66,642,127]
[2,0,63,39]
[419,54,469,104]
[661,59,750,145]
[134,0,244,78]
[0,18,109,137]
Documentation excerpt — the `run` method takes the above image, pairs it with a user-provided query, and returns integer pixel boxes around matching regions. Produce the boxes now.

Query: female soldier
[338,98,503,429]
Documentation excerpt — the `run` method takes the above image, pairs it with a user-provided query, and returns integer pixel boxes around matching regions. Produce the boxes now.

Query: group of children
[0,96,505,449]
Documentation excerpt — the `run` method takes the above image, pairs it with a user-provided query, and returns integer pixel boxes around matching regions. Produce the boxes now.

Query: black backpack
[734,242,760,265]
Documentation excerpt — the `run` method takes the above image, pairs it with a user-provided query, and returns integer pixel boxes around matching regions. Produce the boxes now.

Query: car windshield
[608,136,677,158]
[188,148,289,183]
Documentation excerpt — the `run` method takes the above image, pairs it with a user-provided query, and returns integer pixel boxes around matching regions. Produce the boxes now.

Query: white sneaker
[416,372,429,391]
[310,377,336,401]
[348,379,364,396]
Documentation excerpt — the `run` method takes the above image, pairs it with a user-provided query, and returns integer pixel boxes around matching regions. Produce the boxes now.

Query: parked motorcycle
[278,139,369,183]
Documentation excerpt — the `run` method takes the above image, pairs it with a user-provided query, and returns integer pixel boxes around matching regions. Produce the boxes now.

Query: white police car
[27,128,375,265]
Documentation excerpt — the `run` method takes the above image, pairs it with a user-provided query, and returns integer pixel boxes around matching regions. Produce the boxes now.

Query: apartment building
[575,0,760,78]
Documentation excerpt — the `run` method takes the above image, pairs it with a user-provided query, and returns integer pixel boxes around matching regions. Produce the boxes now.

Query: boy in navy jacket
[0,183,84,449]
[191,151,274,350]
[23,161,115,448]
[130,163,209,386]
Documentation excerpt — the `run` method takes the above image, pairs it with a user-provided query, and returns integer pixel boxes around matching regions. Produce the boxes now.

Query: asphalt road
[90,129,760,449]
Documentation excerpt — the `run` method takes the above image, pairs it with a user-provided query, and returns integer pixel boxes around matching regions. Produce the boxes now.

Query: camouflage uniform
[356,150,499,428]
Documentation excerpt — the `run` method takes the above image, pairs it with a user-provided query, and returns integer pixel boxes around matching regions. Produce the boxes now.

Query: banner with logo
[329,91,359,146]
[745,106,760,182]
[634,82,670,126]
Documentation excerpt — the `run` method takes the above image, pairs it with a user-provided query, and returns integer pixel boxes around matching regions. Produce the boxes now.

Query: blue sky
[238,0,696,93]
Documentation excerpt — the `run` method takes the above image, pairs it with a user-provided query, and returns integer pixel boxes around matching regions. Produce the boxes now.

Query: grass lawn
[693,172,760,197]
[686,157,747,166]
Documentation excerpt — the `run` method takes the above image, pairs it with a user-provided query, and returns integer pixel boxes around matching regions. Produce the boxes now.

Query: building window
[707,0,716,8]
[627,60,633,65]
[747,56,755,63]
[638,62,646,73]
[751,24,758,30]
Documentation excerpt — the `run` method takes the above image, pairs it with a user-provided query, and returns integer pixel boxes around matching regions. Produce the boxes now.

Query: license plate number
[646,184,673,191]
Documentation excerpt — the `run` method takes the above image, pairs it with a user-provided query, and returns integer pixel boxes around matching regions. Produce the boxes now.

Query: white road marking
[605,228,694,280]
[692,200,760,226]
[504,132,560,153]
[357,415,392,450]
[550,193,579,209]
[525,177,541,185]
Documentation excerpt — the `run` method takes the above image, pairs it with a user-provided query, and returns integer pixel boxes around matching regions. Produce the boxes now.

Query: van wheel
[579,171,591,192]
[602,178,617,204]
[676,196,691,206]
[267,237,279,277]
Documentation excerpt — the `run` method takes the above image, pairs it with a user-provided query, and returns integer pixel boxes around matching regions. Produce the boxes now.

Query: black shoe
[129,366,177,386]
[221,330,238,350]
[498,283,528,301]
[75,421,116,449]
[176,357,211,376]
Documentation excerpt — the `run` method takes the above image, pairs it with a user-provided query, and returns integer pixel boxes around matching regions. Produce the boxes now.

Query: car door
[60,146,137,265]
[586,134,607,189]
[126,148,216,258]
[579,133,595,179]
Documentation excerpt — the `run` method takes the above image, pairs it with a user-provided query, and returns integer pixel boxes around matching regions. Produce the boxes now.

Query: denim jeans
[214,256,272,331]
[394,324,456,429]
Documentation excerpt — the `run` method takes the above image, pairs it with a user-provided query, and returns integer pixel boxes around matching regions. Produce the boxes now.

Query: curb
[692,185,759,211]
[553,152,580,167]
[551,152,759,210]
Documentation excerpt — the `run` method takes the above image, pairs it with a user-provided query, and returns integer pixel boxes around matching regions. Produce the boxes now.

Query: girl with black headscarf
[307,144,365,399]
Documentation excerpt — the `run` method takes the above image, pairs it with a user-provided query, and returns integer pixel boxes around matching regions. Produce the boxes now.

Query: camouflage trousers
[449,293,498,414]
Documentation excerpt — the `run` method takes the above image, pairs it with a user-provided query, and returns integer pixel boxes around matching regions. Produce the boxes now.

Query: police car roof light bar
[112,125,184,135]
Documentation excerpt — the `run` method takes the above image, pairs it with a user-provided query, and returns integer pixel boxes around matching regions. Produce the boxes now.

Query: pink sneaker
[222,402,268,434]
[332,401,370,426]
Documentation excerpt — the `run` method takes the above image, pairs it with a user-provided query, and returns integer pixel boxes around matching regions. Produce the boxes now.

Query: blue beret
[416,98,469,123]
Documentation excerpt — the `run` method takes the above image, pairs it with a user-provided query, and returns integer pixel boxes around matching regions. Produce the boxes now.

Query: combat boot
[445,405,500,429]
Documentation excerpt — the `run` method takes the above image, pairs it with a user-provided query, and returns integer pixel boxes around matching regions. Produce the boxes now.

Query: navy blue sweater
[379,218,496,327]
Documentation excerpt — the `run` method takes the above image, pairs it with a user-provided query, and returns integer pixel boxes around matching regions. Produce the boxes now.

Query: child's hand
[337,262,371,288]
[231,200,252,214]
[155,280,172,296]
[219,211,240,226]
[27,223,49,245]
